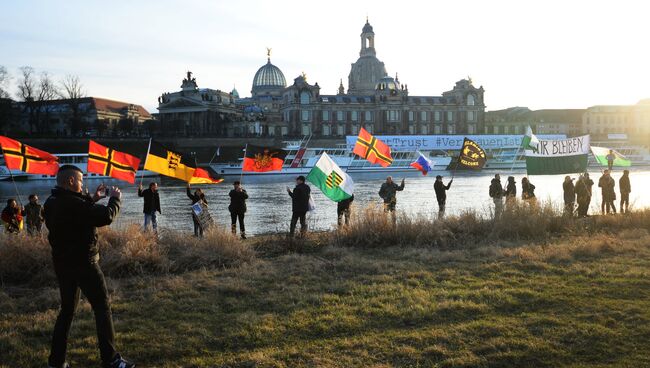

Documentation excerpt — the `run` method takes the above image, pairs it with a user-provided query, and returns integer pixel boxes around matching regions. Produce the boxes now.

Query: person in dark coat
[44,165,134,368]
[563,176,576,216]
[379,176,405,223]
[2,198,24,233]
[337,195,354,227]
[138,182,161,232]
[598,170,616,214]
[433,175,452,218]
[619,170,631,213]
[186,184,207,237]
[229,181,248,239]
[575,173,594,217]
[489,174,504,218]
[504,176,517,207]
[24,194,44,235]
[521,177,536,202]
[287,176,311,237]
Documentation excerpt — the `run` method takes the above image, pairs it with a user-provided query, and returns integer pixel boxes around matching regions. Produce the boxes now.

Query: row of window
[292,110,477,123]
[300,123,478,136]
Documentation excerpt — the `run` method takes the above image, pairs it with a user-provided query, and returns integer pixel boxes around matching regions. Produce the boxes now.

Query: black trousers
[290,211,307,235]
[49,259,117,366]
[230,212,245,233]
[337,208,350,226]
[436,197,446,215]
[192,216,203,237]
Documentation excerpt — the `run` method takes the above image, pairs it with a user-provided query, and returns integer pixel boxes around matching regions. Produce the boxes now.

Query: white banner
[345,134,566,151]
[525,135,590,157]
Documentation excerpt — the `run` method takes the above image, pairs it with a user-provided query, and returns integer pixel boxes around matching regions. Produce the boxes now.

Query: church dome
[231,86,239,98]
[362,21,374,33]
[375,76,400,91]
[252,59,286,92]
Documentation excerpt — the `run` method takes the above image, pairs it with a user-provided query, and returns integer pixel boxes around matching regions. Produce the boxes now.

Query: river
[2,169,648,236]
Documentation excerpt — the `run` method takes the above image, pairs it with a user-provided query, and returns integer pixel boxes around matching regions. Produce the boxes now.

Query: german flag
[352,127,393,167]
[144,140,197,182]
[87,140,140,184]
[0,136,59,175]
[242,144,287,172]
[189,167,224,184]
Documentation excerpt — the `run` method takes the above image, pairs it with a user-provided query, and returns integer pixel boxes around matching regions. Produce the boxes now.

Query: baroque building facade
[156,20,486,138]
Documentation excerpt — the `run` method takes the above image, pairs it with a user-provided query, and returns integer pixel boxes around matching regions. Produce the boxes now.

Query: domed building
[347,20,387,95]
[251,50,286,97]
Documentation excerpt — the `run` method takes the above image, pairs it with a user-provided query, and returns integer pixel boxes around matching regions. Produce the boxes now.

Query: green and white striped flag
[521,126,540,151]
[306,152,354,202]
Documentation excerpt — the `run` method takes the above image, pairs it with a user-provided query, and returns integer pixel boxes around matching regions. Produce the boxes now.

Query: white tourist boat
[210,141,452,176]
[0,153,158,181]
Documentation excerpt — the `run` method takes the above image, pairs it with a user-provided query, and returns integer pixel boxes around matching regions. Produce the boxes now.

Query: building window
[408,111,415,122]
[351,124,359,135]
[323,124,331,136]
[337,111,344,122]
[434,111,441,121]
[300,91,310,105]
[434,125,442,134]
[420,124,428,134]
[409,124,415,134]
[322,110,330,121]
[420,111,427,122]
[447,111,453,122]
[351,111,358,121]
[337,124,345,136]
[388,110,400,122]
[467,94,475,106]
[468,124,476,134]
[447,124,455,134]
[365,111,373,122]
[365,123,374,134]
[302,124,311,135]
[281,126,288,136]
[301,110,311,122]
[467,111,475,122]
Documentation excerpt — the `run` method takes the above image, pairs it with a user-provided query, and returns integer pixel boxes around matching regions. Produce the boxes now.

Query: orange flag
[0,136,59,175]
[87,140,140,184]
[352,127,393,167]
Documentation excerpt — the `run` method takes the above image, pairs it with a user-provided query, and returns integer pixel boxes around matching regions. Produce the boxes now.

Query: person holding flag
[186,183,208,238]
[433,175,452,218]
[287,176,311,237]
[2,198,24,233]
[305,152,355,227]
[379,176,404,222]
[138,182,161,232]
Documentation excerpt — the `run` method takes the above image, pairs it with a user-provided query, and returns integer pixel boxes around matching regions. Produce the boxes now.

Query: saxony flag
[590,146,631,167]
[87,140,140,183]
[306,152,354,202]
[352,127,393,167]
[0,135,59,175]
[521,126,540,151]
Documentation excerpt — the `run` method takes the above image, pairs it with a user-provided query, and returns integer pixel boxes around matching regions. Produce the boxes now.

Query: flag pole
[239,143,248,184]
[9,170,24,208]
[140,138,152,187]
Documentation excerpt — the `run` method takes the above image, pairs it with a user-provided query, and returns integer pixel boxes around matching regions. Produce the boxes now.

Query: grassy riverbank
[2,206,650,367]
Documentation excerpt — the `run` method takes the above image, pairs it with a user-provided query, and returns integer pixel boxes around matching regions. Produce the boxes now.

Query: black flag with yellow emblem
[144,140,198,182]
[457,137,487,170]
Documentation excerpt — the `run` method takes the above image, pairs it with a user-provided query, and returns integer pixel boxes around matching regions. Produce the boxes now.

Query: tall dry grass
[0,224,254,285]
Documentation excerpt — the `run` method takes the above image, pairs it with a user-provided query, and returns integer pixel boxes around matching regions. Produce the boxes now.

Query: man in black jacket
[186,183,207,237]
[287,175,311,237]
[337,194,354,227]
[433,175,452,218]
[138,182,161,232]
[489,174,504,218]
[44,165,134,368]
[619,170,631,213]
[229,181,248,239]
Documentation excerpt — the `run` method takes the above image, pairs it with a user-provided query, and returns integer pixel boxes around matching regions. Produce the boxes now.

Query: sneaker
[106,354,135,368]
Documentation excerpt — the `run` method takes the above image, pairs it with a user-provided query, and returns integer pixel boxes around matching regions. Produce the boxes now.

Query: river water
[2,169,648,236]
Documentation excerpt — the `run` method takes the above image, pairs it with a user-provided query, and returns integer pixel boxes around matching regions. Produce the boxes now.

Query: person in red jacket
[2,198,24,233]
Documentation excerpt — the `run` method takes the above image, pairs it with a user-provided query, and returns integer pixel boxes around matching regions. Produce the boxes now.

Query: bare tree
[0,66,10,99]
[16,66,38,132]
[59,74,87,135]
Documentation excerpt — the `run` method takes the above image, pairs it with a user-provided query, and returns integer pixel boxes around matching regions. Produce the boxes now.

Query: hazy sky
[1,0,649,113]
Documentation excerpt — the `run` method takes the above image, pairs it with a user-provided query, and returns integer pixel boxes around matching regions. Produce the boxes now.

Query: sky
[1,0,649,114]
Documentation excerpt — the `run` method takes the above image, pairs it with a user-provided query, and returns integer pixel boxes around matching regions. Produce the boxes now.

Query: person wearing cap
[504,176,517,208]
[433,175,452,218]
[287,175,311,237]
[563,176,576,216]
[619,169,631,213]
[378,176,405,223]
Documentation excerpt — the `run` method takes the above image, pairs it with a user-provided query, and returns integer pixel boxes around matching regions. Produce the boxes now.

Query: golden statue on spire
[266,47,272,60]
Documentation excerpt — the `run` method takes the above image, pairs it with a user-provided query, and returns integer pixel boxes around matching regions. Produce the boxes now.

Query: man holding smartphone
[44,165,134,368]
